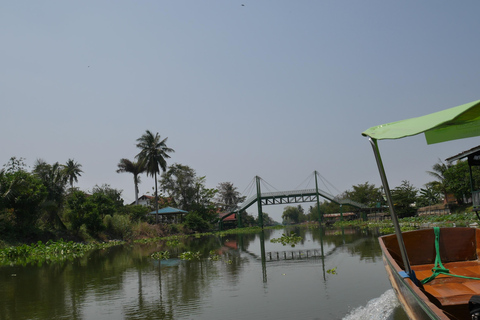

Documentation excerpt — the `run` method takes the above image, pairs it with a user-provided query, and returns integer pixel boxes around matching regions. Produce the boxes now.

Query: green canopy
[362,99,480,144]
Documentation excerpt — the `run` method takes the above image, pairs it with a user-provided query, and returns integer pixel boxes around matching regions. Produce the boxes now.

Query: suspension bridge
[219,171,371,229]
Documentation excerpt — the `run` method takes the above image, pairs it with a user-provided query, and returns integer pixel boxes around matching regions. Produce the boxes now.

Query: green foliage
[417,184,442,207]
[282,205,305,224]
[326,267,337,275]
[124,205,150,222]
[166,236,180,247]
[66,190,119,236]
[65,190,88,232]
[183,211,211,232]
[2,157,28,173]
[208,250,221,261]
[63,159,83,190]
[270,232,302,247]
[91,184,124,208]
[151,250,170,260]
[391,180,417,218]
[0,170,47,233]
[116,158,146,205]
[104,214,131,240]
[179,251,201,260]
[33,160,68,229]
[215,182,246,211]
[444,160,480,204]
[343,182,384,208]
[0,239,123,266]
[160,164,217,211]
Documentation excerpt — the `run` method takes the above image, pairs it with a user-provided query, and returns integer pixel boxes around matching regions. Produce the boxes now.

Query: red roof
[219,212,236,221]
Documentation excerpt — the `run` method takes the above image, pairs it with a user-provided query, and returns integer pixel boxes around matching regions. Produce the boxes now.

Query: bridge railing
[233,188,368,214]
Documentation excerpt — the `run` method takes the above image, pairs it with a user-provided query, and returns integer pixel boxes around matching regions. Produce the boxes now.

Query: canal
[1,227,408,320]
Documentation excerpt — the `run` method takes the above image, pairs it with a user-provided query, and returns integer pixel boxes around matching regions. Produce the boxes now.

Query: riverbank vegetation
[2,128,479,257]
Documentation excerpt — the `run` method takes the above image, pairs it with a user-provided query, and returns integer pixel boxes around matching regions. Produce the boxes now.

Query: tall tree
[116,158,146,205]
[343,182,384,208]
[136,130,174,223]
[160,164,217,230]
[215,182,246,211]
[427,159,451,202]
[63,159,83,191]
[33,159,68,229]
[391,180,418,218]
[282,205,305,225]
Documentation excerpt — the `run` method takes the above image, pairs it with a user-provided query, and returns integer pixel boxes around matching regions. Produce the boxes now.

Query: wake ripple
[343,289,400,320]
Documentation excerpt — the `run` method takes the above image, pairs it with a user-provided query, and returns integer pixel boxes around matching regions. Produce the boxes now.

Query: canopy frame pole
[369,138,413,276]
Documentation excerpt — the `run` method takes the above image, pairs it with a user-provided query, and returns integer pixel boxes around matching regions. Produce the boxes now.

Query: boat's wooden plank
[417,262,480,306]
[382,228,477,268]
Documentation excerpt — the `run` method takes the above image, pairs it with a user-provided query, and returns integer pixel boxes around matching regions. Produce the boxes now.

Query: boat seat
[413,260,480,306]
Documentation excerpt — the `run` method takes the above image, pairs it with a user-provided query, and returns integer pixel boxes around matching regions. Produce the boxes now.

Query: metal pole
[238,211,243,228]
[369,138,413,276]
[314,171,323,223]
[256,176,264,229]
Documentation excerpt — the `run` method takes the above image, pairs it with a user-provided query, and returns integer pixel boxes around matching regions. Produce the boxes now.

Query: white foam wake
[343,289,400,320]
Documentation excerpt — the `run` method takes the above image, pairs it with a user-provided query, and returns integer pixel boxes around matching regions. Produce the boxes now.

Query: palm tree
[63,159,83,191]
[116,158,146,205]
[427,159,451,202]
[136,130,174,223]
[33,159,68,229]
[216,182,246,211]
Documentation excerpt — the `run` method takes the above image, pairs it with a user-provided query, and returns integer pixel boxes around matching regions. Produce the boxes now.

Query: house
[130,195,173,207]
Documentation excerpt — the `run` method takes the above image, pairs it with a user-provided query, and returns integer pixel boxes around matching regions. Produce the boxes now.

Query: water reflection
[0,227,401,320]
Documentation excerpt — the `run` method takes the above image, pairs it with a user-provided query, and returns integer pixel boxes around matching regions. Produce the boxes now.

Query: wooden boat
[380,227,480,319]
[362,99,480,319]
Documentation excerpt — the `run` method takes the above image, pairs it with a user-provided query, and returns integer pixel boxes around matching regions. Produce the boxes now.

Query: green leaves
[270,232,302,247]
[0,239,123,266]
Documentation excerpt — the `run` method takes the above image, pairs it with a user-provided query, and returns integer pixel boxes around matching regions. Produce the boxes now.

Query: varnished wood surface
[380,228,480,319]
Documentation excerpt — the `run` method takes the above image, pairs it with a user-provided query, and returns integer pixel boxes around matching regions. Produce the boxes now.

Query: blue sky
[2,1,480,220]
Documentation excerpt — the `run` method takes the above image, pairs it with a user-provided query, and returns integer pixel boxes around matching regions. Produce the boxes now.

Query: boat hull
[382,252,445,319]
[378,228,476,320]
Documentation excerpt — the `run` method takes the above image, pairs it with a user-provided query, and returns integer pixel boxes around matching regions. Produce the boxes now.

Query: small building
[446,145,480,212]
[131,195,173,207]
[219,212,237,229]
[149,206,188,224]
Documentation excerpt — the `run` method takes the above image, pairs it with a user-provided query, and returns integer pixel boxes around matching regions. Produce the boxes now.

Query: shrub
[104,214,132,240]
[131,222,166,240]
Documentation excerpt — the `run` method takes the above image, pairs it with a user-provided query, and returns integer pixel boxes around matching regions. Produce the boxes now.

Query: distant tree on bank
[215,182,246,211]
[136,130,174,223]
[160,163,217,231]
[391,180,417,218]
[116,158,146,205]
[33,159,68,229]
[282,205,305,224]
[63,159,83,191]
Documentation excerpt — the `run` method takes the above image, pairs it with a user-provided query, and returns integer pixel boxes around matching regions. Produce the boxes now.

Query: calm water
[0,227,409,320]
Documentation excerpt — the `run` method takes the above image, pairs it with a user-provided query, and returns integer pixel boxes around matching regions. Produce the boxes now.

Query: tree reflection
[0,226,383,319]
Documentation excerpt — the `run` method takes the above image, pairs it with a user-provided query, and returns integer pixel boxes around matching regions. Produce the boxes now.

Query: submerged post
[256,176,264,229]
[369,138,413,276]
[314,171,323,224]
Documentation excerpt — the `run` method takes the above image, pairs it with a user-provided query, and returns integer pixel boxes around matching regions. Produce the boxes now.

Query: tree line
[2,129,479,243]
[0,130,255,244]
[281,159,480,224]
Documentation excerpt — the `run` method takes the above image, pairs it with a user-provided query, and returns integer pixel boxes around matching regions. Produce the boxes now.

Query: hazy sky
[2,1,480,220]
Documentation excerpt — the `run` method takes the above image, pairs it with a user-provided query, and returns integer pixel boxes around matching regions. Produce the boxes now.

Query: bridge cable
[316,172,341,196]
[294,172,314,191]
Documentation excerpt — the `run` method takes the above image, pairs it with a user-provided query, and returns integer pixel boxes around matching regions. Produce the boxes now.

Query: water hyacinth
[151,250,170,260]
[0,239,123,266]
[179,251,201,260]
[270,233,302,247]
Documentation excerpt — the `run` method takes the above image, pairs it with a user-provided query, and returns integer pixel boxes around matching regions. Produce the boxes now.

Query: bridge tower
[256,176,264,229]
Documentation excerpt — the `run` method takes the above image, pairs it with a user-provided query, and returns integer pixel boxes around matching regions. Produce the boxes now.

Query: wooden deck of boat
[413,260,480,306]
